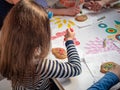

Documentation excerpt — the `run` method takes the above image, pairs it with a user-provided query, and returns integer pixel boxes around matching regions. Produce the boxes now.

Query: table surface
[50,8,120,90]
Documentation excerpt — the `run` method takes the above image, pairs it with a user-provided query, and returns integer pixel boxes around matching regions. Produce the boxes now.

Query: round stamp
[115,34,120,41]
[106,28,117,34]
[98,23,107,28]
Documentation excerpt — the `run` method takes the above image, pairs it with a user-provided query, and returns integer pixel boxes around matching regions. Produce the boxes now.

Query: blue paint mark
[114,20,120,25]
[98,23,107,28]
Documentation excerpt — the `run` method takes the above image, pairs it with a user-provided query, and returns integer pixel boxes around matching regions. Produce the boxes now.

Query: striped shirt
[12,40,81,90]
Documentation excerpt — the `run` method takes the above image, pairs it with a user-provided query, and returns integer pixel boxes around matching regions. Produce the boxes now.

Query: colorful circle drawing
[98,23,107,28]
[114,20,120,25]
[106,28,117,34]
[115,34,120,41]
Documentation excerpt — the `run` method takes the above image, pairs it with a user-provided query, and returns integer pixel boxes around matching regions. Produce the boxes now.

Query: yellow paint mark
[67,23,71,28]
[58,23,63,28]
[50,19,54,22]
[63,19,67,24]
[55,20,61,24]
[68,20,75,25]
[107,35,115,40]
[115,24,120,33]
[55,17,61,20]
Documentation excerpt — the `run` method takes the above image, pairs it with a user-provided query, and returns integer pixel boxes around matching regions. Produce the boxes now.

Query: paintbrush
[75,0,80,7]
[79,0,85,14]
[75,0,83,14]
[80,3,83,14]
[103,38,106,48]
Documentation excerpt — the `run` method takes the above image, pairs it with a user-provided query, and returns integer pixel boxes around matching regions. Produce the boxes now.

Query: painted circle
[115,34,120,41]
[106,28,117,34]
[98,23,107,28]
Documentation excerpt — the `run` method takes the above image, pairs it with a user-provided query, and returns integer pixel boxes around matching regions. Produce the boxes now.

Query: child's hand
[110,64,120,79]
[84,0,105,12]
[64,6,80,16]
[64,28,75,41]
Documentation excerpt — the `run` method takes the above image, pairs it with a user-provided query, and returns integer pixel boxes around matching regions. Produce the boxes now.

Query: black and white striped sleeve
[36,40,82,78]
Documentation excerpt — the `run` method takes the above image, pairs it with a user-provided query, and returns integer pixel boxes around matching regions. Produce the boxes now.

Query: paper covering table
[49,8,120,90]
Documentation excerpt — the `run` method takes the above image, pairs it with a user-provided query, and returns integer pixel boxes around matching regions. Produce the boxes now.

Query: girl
[0,0,81,90]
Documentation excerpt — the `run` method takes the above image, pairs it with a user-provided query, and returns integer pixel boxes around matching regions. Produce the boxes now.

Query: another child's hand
[110,64,120,79]
[64,28,75,41]
[64,6,80,16]
[84,0,105,12]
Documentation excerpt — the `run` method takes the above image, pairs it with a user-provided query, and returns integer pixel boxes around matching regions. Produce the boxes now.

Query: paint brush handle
[75,0,80,7]
[79,3,84,14]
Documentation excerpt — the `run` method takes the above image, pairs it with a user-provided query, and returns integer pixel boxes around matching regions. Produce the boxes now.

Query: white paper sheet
[84,51,120,90]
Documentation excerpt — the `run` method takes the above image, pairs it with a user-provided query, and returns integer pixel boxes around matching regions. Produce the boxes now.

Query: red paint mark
[59,48,64,54]
[109,29,114,32]
[74,41,80,45]
[73,38,80,45]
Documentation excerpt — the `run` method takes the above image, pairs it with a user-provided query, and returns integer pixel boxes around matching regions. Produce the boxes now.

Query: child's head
[0,0,51,83]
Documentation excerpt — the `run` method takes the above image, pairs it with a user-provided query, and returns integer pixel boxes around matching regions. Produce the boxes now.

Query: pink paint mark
[56,32,65,37]
[84,37,120,54]
[84,47,91,49]
[63,31,67,35]
[51,36,57,40]
[51,30,80,46]
[96,37,100,40]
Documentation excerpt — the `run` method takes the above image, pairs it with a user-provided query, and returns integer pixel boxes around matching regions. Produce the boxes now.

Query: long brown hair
[0,0,51,85]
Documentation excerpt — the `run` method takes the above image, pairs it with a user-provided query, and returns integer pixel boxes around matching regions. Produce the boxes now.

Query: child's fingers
[80,0,84,3]
[70,28,74,32]
[64,29,68,37]
[89,1,95,4]
[66,28,69,33]
[64,38,66,41]
[64,29,69,41]
[83,2,93,10]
